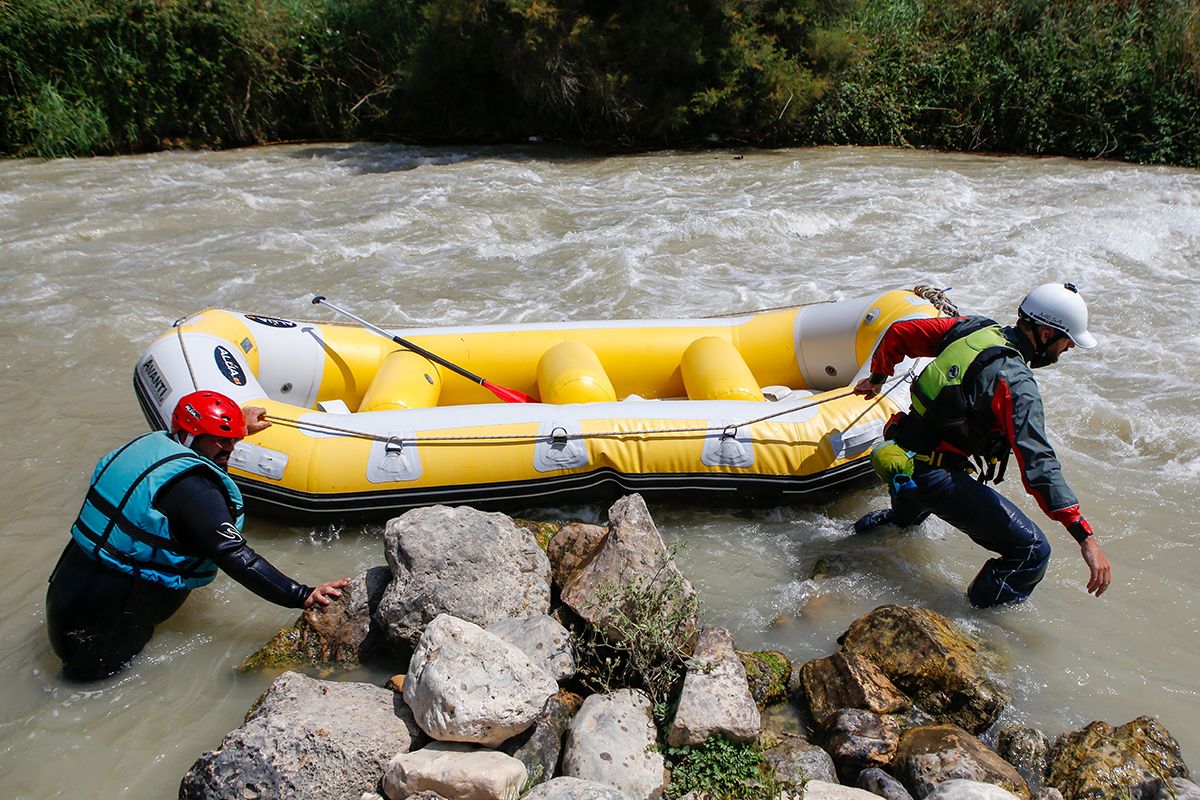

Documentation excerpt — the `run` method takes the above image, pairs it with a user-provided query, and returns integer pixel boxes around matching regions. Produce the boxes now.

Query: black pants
[889,464,1052,607]
[46,540,189,680]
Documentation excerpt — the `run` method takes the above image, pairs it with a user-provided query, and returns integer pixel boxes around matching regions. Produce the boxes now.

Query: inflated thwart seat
[680,336,765,401]
[357,350,443,411]
[536,341,617,404]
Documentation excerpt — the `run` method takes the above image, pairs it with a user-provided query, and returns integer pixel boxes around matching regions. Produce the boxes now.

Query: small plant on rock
[663,734,802,799]
[575,547,700,720]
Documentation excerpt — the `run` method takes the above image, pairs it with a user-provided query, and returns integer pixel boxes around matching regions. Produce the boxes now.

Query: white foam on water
[2,144,1200,796]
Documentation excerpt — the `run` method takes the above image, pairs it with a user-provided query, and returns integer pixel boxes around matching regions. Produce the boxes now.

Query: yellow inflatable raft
[133,289,945,518]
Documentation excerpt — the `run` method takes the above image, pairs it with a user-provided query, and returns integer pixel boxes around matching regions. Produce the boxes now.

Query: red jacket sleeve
[870,316,963,377]
[991,375,1086,531]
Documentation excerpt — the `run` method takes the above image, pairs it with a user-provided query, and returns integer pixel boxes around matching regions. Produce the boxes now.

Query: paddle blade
[483,380,539,404]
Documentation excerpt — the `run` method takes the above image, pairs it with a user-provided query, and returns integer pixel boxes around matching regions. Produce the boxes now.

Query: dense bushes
[805,0,1200,165]
[0,0,322,156]
[2,0,1197,164]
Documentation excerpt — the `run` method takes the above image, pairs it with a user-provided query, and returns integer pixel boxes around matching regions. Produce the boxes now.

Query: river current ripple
[1,144,1198,797]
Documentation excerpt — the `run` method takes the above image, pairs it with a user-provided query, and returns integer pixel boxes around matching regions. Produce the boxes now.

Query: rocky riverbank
[180,495,1196,800]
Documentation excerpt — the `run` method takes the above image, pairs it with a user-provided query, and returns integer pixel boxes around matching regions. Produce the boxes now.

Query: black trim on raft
[134,374,170,433]
[133,371,877,522]
[237,461,876,522]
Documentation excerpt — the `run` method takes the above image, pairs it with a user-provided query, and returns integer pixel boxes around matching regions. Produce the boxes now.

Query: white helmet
[1018,282,1097,348]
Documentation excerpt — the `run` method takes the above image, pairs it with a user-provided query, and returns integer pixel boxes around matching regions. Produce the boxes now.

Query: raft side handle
[228,442,288,481]
[367,431,422,483]
[534,420,588,472]
[830,418,887,461]
[702,419,754,468]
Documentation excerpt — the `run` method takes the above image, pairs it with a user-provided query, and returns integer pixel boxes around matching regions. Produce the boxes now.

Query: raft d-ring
[721,424,738,440]
[549,427,569,445]
[384,436,405,456]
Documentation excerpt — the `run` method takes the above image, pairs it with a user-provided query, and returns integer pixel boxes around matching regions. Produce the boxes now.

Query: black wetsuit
[46,470,312,680]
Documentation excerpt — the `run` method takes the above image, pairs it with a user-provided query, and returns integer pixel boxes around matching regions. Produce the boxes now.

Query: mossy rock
[838,604,1009,734]
[238,623,315,672]
[238,566,391,672]
[894,724,1031,799]
[237,622,372,675]
[514,518,564,552]
[798,651,910,727]
[1046,716,1188,800]
[739,649,792,710]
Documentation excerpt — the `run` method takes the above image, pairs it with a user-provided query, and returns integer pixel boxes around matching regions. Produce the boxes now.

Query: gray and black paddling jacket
[870,314,1090,536]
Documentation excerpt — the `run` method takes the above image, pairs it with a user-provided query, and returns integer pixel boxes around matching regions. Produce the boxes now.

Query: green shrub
[9,82,110,158]
[0,0,327,154]
[663,734,801,800]
[805,0,1200,165]
[2,0,1196,163]
[574,548,700,724]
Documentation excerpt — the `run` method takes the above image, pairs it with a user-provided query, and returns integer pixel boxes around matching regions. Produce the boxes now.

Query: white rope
[173,301,921,444]
[175,324,199,390]
[263,367,916,446]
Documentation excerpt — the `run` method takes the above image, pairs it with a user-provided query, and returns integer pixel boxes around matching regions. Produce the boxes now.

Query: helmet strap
[176,431,196,448]
[1029,327,1067,369]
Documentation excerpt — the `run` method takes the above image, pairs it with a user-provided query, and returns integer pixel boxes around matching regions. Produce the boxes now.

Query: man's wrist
[1068,519,1094,544]
[869,372,888,385]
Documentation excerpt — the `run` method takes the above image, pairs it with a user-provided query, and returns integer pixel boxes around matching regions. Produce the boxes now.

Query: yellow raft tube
[133,289,943,519]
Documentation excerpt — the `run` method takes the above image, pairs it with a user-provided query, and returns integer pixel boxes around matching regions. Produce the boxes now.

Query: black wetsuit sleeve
[155,472,313,608]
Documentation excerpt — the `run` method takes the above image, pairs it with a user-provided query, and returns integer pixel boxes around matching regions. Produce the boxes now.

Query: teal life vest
[892,325,1019,459]
[70,432,245,590]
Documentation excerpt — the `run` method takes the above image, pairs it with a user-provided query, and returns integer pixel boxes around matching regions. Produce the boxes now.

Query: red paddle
[312,296,538,404]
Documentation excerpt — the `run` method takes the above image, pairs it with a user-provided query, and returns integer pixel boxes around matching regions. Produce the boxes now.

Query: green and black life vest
[70,432,244,590]
[891,325,1019,461]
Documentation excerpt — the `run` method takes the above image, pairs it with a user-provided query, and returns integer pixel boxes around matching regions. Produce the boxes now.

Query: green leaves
[3,0,1195,163]
[575,549,700,716]
[804,0,1200,165]
[663,734,801,800]
[1,0,332,154]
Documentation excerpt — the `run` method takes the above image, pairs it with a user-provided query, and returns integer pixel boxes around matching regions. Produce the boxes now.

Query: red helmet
[172,391,247,439]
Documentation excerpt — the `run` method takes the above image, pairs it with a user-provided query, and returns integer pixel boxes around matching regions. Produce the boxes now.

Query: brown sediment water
[0,144,1197,796]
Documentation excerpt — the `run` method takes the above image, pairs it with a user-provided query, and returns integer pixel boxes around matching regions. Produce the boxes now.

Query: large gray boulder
[667,626,761,747]
[180,671,423,800]
[376,506,552,644]
[838,606,1009,735]
[805,782,895,799]
[403,614,558,746]
[923,781,1024,800]
[487,614,576,682]
[559,494,696,646]
[523,777,634,799]
[560,689,667,800]
[1045,716,1190,800]
[382,741,527,800]
[892,725,1031,799]
[762,732,838,784]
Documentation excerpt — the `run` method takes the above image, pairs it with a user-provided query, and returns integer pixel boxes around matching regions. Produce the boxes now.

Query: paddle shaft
[311,296,536,403]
